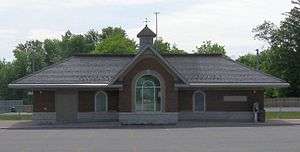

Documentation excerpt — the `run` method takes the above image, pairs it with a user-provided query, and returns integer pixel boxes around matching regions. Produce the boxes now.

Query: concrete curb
[1,121,300,130]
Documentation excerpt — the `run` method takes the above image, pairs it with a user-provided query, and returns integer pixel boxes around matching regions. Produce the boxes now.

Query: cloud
[0,0,166,9]
[127,0,292,59]
[0,28,18,35]
[27,29,64,40]
[0,0,294,61]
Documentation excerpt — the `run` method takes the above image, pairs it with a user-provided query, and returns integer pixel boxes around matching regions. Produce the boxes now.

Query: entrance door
[55,90,78,123]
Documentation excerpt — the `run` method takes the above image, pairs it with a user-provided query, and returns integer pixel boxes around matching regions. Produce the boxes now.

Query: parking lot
[0,125,299,152]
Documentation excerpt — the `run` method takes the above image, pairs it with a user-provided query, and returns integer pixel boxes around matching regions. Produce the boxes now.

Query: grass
[266,112,300,120]
[0,113,32,120]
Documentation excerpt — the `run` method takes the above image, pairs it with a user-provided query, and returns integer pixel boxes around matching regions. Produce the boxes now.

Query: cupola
[137,25,156,50]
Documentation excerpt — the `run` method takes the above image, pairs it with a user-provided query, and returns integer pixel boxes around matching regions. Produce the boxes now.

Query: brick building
[9,26,288,124]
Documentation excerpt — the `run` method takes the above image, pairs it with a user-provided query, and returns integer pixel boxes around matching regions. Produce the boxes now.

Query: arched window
[135,75,161,112]
[193,91,206,112]
[95,91,108,112]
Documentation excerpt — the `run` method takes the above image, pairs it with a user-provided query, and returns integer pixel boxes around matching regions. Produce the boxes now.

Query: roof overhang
[8,83,122,89]
[175,82,290,88]
[9,82,289,89]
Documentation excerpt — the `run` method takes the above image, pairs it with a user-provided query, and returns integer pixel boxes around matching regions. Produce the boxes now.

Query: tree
[153,38,186,54]
[60,32,92,57]
[44,39,62,65]
[237,54,258,68]
[238,1,300,97]
[94,33,137,54]
[100,27,126,40]
[13,40,46,74]
[195,41,226,55]
[84,29,101,51]
[250,1,300,97]
[237,50,281,97]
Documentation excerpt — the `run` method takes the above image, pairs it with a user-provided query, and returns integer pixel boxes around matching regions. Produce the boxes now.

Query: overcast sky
[0,0,293,61]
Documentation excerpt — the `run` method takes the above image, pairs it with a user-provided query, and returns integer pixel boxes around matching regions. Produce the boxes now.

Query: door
[55,90,78,123]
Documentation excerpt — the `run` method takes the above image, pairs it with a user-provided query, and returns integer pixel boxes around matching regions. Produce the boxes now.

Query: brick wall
[178,89,264,112]
[78,90,119,112]
[78,91,94,112]
[33,91,55,112]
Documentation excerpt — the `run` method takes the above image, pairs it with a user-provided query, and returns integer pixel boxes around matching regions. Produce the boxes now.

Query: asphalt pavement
[0,124,299,152]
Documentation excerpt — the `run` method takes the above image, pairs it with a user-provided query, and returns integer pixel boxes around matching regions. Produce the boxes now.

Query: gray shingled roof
[165,56,284,83]
[12,54,285,86]
[137,26,156,37]
[13,56,132,84]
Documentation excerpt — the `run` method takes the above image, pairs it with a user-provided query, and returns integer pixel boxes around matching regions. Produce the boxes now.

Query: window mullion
[142,86,144,112]
[154,87,156,112]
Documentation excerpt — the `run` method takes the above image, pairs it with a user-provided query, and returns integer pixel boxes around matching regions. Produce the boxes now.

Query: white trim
[193,90,206,112]
[94,91,108,112]
[10,82,289,89]
[223,96,247,102]
[188,83,289,88]
[8,83,123,89]
[10,83,107,86]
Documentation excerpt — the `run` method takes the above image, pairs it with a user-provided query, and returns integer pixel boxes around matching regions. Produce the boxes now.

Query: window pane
[195,92,204,112]
[143,88,154,111]
[143,80,155,87]
[95,92,107,112]
[137,75,160,87]
[135,88,142,111]
[155,88,161,111]
[135,75,161,112]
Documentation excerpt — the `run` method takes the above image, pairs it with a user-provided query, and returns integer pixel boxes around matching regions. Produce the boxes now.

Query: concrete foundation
[32,112,56,124]
[119,112,178,124]
[77,112,118,122]
[179,112,254,122]
[32,112,256,124]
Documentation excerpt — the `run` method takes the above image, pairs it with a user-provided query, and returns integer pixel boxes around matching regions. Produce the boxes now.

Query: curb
[1,122,300,130]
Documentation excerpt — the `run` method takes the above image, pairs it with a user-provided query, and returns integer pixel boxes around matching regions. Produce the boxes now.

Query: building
[9,26,289,124]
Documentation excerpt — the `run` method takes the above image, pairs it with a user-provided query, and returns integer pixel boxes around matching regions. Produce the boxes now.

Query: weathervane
[144,18,150,26]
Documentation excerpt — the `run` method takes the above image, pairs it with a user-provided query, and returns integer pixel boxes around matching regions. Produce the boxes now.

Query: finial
[144,18,150,26]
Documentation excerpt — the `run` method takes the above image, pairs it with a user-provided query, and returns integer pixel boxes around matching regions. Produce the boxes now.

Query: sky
[0,0,294,61]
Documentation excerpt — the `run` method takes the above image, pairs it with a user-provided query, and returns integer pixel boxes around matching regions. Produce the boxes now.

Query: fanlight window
[135,75,161,112]
[95,91,107,112]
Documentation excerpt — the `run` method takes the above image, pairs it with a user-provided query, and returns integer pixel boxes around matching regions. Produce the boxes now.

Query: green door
[55,90,78,123]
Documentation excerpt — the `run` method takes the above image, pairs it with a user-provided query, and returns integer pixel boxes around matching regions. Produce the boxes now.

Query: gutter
[9,82,289,89]
[8,83,122,89]
[179,83,290,88]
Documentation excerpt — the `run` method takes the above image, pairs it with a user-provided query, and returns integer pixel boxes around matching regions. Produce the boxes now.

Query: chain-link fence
[0,100,32,113]
[265,98,300,112]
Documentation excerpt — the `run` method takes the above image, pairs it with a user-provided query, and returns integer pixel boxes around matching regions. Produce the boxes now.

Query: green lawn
[266,112,300,119]
[0,113,32,120]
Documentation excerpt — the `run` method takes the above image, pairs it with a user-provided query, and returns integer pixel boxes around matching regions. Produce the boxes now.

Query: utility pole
[154,12,160,42]
[256,49,259,70]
